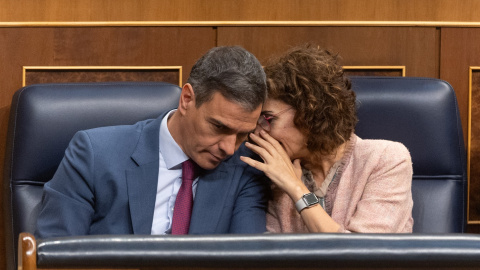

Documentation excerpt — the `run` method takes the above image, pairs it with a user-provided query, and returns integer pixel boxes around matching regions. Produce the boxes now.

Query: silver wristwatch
[295,192,319,212]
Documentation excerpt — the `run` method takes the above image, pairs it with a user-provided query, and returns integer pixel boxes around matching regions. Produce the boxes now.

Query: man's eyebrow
[208,117,234,131]
[208,117,255,134]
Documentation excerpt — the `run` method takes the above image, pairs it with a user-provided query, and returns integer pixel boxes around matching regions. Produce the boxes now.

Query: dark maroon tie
[171,159,197,235]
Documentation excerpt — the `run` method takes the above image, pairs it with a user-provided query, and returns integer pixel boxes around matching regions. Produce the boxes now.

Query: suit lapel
[189,163,230,233]
[126,162,159,234]
[188,144,255,234]
[126,114,166,234]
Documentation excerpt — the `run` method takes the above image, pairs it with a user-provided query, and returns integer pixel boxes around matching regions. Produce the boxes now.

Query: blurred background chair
[352,76,467,233]
[4,82,181,270]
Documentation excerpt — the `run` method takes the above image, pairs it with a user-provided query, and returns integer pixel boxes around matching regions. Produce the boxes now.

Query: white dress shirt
[151,110,199,234]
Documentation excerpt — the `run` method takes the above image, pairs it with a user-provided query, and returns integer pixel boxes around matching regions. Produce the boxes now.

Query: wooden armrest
[18,232,37,270]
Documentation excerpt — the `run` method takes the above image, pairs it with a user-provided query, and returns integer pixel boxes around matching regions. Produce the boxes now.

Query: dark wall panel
[1,24,480,270]
[24,68,181,86]
[440,28,480,231]
[217,26,438,78]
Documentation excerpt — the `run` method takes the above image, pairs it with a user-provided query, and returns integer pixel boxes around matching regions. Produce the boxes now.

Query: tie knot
[182,159,198,182]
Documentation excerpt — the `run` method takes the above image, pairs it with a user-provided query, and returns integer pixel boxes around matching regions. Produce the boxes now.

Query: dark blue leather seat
[352,76,467,233]
[3,82,181,270]
[4,77,468,270]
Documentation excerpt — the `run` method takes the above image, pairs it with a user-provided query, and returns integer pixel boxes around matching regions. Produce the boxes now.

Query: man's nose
[219,134,237,156]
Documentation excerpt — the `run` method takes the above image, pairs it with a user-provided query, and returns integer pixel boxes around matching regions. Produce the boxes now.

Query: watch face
[303,193,319,205]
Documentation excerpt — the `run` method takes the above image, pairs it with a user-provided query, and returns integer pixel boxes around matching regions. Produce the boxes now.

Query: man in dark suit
[35,46,268,237]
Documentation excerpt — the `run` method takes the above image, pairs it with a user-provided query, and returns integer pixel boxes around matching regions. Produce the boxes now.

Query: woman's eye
[264,115,274,123]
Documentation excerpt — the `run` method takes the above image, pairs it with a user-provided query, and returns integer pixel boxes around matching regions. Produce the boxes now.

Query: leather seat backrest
[351,76,467,233]
[3,82,181,270]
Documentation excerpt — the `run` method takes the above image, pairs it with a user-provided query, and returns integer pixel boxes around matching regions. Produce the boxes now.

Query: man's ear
[178,83,195,115]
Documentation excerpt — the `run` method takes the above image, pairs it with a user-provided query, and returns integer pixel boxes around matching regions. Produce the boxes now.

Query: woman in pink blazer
[241,45,413,233]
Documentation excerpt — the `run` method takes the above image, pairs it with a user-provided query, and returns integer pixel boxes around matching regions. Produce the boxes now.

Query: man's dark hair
[187,46,267,111]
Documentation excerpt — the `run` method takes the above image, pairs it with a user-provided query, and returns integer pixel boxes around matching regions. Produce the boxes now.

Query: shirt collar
[159,110,189,169]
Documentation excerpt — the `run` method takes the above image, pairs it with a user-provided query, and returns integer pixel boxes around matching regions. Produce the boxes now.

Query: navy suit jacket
[35,113,268,238]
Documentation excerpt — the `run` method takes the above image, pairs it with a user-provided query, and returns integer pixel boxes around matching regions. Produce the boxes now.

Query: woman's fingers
[239,156,267,172]
[257,130,291,161]
[244,141,271,161]
[249,132,294,168]
[248,133,275,154]
[244,132,300,181]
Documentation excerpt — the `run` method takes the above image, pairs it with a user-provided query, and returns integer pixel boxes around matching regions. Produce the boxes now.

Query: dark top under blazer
[35,112,268,237]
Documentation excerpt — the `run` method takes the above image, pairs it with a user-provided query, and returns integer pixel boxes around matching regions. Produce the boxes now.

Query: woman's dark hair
[264,44,357,155]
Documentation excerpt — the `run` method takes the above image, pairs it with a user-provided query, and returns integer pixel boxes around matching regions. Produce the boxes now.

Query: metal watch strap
[295,192,319,212]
